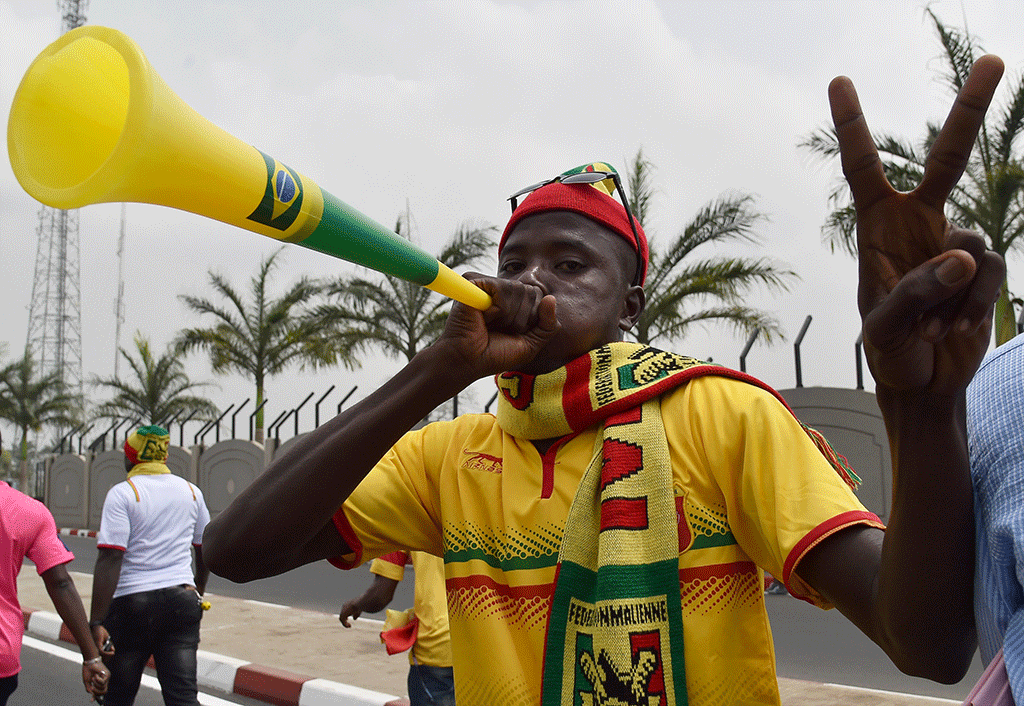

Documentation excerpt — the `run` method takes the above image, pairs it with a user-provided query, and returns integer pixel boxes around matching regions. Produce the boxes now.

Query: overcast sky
[2,0,1023,441]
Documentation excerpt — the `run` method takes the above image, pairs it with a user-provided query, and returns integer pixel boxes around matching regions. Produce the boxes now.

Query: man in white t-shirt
[90,425,211,706]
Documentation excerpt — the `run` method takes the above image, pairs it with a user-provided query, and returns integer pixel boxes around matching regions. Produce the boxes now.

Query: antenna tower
[114,203,126,378]
[25,0,89,411]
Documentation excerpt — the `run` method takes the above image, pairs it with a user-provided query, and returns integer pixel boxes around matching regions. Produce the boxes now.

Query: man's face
[497,211,644,374]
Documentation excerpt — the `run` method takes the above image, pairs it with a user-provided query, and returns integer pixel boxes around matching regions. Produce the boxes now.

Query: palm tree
[0,443,13,485]
[624,148,797,348]
[175,247,345,442]
[799,8,1024,344]
[92,332,219,429]
[0,349,79,494]
[320,214,496,363]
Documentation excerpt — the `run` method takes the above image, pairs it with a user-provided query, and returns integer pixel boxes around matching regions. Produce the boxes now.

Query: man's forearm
[874,389,976,681]
[90,551,122,626]
[194,546,209,595]
[203,345,474,582]
[362,575,400,613]
[43,566,100,660]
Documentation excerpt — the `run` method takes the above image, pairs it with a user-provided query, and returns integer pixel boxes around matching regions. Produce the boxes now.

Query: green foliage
[175,247,345,441]
[0,446,12,485]
[0,349,80,493]
[799,9,1024,344]
[625,148,797,348]
[319,215,497,363]
[92,332,219,427]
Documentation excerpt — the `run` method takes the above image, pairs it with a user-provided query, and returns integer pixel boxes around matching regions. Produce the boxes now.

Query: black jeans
[102,585,203,706]
[407,665,455,706]
[0,673,16,706]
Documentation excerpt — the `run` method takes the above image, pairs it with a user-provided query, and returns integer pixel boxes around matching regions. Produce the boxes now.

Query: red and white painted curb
[47,528,409,706]
[22,606,407,706]
[59,528,97,538]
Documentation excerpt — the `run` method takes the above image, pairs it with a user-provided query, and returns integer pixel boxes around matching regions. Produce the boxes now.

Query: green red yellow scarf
[494,342,857,706]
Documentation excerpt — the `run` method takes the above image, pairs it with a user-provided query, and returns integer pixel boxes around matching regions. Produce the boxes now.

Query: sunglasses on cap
[507,169,644,286]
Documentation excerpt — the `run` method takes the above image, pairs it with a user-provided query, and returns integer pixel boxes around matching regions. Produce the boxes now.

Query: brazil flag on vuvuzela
[6,25,491,311]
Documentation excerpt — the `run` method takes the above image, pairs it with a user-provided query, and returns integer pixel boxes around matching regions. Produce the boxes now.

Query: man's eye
[499,261,524,274]
[559,261,585,271]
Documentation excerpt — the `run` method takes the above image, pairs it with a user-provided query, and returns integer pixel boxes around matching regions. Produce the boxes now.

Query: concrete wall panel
[47,454,87,530]
[198,440,265,516]
[168,446,194,483]
[89,451,128,530]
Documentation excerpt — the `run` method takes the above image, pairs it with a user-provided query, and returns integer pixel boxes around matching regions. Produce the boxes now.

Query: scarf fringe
[799,423,861,490]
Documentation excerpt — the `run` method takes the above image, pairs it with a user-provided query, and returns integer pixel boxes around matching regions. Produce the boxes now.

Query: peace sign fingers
[916,54,1004,210]
[829,75,894,215]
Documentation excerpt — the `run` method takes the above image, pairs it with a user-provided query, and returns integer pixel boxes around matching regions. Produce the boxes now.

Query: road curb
[59,528,97,538]
[55,526,408,704]
[21,605,407,706]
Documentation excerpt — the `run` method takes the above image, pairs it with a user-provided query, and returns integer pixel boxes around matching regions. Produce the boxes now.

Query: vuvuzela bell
[6,25,491,311]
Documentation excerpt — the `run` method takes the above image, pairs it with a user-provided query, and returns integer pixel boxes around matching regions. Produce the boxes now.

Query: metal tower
[25,0,89,411]
[114,203,127,378]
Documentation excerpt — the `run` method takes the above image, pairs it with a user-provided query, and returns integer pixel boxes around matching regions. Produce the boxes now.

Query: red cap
[499,181,648,285]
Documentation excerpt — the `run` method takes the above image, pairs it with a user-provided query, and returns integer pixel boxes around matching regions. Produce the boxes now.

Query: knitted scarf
[494,342,857,706]
[126,463,170,478]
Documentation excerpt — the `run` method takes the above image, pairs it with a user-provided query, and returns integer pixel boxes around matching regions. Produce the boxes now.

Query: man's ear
[619,285,645,332]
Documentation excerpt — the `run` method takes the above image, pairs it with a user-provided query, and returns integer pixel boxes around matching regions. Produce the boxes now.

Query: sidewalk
[18,567,408,705]
[18,533,963,706]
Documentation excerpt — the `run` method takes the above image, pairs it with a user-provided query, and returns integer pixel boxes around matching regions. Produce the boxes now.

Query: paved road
[16,634,266,706]
[765,589,983,701]
[56,535,983,701]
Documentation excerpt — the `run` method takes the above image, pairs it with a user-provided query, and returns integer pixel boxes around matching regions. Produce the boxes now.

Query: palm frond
[321,215,496,363]
[625,147,657,228]
[926,8,978,96]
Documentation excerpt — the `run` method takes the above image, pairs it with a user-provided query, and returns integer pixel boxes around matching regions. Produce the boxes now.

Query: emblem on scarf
[494,343,857,706]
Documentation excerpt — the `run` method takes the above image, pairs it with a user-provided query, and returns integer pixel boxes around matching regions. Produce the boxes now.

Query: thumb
[511,295,561,362]
[933,251,975,288]
[526,296,560,346]
[866,250,977,348]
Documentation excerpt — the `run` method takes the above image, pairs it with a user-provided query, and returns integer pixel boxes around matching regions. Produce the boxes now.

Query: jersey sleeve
[330,423,448,570]
[25,500,74,575]
[192,485,211,546]
[96,484,132,551]
[370,551,409,582]
[664,378,883,608]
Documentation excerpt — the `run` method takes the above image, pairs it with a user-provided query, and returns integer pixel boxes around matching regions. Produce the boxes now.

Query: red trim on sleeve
[378,551,410,567]
[782,510,885,602]
[96,544,126,552]
[328,508,364,570]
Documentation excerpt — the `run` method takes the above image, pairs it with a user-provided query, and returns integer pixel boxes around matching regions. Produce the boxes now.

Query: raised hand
[829,55,1006,396]
[434,273,560,380]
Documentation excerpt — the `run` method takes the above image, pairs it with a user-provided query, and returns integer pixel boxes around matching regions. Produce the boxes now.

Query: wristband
[84,656,103,665]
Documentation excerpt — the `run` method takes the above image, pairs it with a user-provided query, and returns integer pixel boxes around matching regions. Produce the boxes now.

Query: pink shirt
[0,482,74,676]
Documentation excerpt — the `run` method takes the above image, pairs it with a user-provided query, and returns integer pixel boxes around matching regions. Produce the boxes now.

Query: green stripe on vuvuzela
[298,190,439,285]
